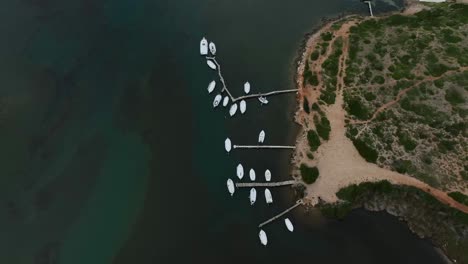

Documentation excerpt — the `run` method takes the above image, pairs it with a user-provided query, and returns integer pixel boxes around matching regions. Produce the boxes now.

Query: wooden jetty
[258,200,304,228]
[233,145,295,150]
[206,56,298,103]
[235,180,296,188]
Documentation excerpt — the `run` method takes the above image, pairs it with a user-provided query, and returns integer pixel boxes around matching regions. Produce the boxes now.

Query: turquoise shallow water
[0,0,448,263]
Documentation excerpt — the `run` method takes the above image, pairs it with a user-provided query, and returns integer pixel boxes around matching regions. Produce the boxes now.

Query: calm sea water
[0,0,447,263]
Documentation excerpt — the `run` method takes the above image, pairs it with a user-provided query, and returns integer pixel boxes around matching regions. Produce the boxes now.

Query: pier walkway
[233,145,295,150]
[364,1,374,17]
[235,180,296,188]
[206,56,298,103]
[259,200,304,228]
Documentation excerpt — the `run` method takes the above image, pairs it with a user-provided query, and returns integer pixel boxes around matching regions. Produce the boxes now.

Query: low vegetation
[344,3,468,192]
[300,164,320,184]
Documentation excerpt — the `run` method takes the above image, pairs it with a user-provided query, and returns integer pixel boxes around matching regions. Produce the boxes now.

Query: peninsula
[292,2,468,262]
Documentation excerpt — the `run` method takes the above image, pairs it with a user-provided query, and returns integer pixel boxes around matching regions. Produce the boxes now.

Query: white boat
[222,96,229,107]
[206,60,217,70]
[227,179,235,196]
[229,103,238,117]
[265,169,271,182]
[258,130,265,143]
[236,164,244,180]
[240,100,246,114]
[207,81,216,94]
[213,94,222,108]
[225,138,232,153]
[258,96,269,105]
[249,169,256,181]
[209,42,216,55]
[244,82,251,94]
[200,37,208,55]
[249,188,257,205]
[265,188,273,204]
[284,218,294,232]
[259,230,268,246]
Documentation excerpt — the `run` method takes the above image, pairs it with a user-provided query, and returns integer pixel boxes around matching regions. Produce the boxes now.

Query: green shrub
[445,88,465,105]
[321,31,333,41]
[398,131,417,151]
[337,180,393,201]
[307,130,321,151]
[372,75,385,85]
[310,50,319,61]
[448,192,468,206]
[347,97,370,120]
[364,92,377,101]
[352,138,378,163]
[308,73,319,86]
[392,159,414,174]
[315,115,331,140]
[303,97,310,114]
[300,164,320,184]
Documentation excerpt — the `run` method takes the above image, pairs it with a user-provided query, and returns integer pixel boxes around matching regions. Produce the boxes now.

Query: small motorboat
[225,138,232,153]
[284,218,294,232]
[258,130,265,143]
[209,42,216,55]
[265,189,273,204]
[206,60,217,70]
[249,169,256,181]
[244,82,251,94]
[259,230,268,246]
[265,169,271,182]
[213,94,222,108]
[240,100,246,114]
[258,96,269,105]
[249,188,257,205]
[200,37,208,55]
[222,96,229,107]
[207,81,216,94]
[227,179,235,196]
[229,103,238,117]
[236,164,244,179]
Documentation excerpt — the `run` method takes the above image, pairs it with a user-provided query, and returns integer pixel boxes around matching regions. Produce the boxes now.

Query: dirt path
[293,18,468,214]
[350,66,468,125]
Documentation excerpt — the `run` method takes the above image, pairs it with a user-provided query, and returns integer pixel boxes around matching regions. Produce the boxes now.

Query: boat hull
[213,94,222,107]
[265,169,271,181]
[209,42,216,55]
[250,188,257,205]
[244,82,250,94]
[200,38,208,55]
[225,138,232,153]
[240,100,246,114]
[222,96,229,107]
[229,103,238,117]
[236,164,244,179]
[259,230,268,246]
[206,60,217,70]
[258,130,265,143]
[249,169,256,181]
[285,218,294,232]
[227,179,235,196]
[265,188,273,204]
[207,81,216,94]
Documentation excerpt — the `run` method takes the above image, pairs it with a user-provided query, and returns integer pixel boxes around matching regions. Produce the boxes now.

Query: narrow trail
[350,66,468,125]
[293,18,468,214]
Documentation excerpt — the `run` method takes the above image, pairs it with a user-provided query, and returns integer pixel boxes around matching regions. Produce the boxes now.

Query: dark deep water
[0,0,448,263]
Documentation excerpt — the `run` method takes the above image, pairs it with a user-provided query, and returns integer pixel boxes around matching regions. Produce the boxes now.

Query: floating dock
[206,56,298,103]
[235,180,296,188]
[233,145,295,150]
[258,200,304,228]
